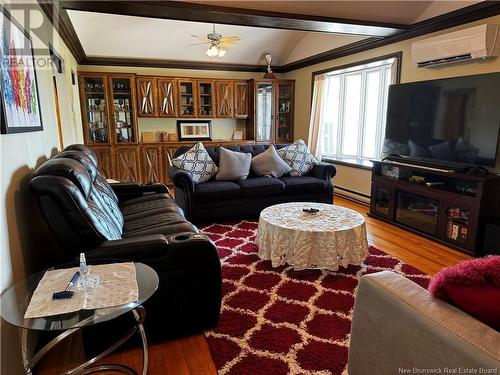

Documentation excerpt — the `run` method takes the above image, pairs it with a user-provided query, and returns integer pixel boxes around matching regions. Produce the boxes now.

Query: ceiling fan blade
[220,42,237,48]
[189,42,210,46]
[221,36,241,42]
[190,35,209,41]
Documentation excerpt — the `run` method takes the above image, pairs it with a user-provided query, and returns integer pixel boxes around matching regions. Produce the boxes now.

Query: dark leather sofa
[170,144,337,223]
[29,144,222,339]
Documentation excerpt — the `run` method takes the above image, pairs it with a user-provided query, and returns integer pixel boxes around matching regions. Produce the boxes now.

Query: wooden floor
[36,196,469,375]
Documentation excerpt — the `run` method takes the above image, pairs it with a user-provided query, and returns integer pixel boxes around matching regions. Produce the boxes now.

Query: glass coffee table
[0,262,159,375]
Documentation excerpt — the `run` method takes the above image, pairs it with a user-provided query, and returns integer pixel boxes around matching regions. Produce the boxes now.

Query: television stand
[369,160,500,256]
[382,155,473,173]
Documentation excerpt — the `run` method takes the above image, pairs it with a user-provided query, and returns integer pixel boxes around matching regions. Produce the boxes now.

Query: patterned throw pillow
[277,139,318,176]
[171,142,218,183]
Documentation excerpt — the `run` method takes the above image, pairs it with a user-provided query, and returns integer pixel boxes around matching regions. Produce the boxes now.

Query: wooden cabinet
[80,74,111,145]
[275,80,294,142]
[216,81,234,118]
[197,80,215,117]
[114,146,141,182]
[88,145,114,179]
[254,81,274,142]
[251,79,294,143]
[141,145,164,183]
[178,79,197,118]
[234,80,249,119]
[157,78,177,118]
[109,75,138,144]
[79,73,138,145]
[369,160,500,256]
[136,77,157,117]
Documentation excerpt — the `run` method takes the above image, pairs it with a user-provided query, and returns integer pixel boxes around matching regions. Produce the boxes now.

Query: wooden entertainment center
[369,160,500,256]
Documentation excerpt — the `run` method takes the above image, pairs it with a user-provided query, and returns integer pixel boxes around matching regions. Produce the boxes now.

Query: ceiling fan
[190,25,241,58]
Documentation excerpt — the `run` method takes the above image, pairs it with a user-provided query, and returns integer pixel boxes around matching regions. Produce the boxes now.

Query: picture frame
[0,6,43,134]
[176,120,212,141]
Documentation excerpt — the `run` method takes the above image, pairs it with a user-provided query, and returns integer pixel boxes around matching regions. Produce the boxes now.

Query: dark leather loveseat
[29,144,222,339]
[170,144,337,223]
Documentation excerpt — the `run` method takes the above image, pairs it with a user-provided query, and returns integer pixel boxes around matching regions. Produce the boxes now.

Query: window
[319,57,396,161]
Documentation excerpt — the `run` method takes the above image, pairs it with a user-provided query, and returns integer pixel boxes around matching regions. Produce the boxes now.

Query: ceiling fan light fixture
[206,44,226,58]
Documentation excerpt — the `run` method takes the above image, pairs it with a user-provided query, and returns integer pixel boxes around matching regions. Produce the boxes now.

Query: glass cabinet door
[82,76,109,144]
[178,80,196,117]
[110,77,136,143]
[276,82,293,141]
[197,81,215,117]
[373,185,393,218]
[443,206,473,245]
[256,82,273,142]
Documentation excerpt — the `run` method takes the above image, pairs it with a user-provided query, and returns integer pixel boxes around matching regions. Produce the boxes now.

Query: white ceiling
[182,0,482,25]
[67,1,480,66]
[68,10,366,65]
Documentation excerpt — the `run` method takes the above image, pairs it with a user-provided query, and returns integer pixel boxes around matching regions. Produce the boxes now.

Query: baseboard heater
[335,186,370,205]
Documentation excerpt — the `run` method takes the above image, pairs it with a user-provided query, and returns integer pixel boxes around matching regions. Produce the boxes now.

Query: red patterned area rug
[201,220,430,375]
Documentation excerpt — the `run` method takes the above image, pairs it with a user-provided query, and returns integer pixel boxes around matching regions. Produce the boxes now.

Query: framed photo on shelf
[0,6,43,134]
[176,120,212,141]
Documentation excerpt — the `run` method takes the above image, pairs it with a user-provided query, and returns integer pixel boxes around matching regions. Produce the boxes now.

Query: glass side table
[0,262,159,375]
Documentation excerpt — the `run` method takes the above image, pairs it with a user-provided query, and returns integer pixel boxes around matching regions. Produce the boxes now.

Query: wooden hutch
[78,72,295,185]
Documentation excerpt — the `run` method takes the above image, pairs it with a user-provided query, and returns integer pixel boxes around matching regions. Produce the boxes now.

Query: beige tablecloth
[257,202,368,270]
[24,262,138,319]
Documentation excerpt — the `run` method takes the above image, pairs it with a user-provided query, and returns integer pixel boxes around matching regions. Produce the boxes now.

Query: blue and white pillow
[171,142,218,183]
[277,139,318,176]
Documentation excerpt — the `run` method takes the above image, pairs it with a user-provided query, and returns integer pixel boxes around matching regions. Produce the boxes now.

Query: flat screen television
[383,72,500,168]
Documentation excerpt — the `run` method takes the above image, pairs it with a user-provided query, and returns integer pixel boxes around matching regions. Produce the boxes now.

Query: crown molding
[80,56,266,72]
[38,0,500,73]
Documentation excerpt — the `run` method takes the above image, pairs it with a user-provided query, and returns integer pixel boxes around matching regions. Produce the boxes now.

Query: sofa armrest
[110,182,170,202]
[168,166,195,192]
[348,271,500,375]
[309,162,336,180]
[84,232,220,271]
[85,234,169,261]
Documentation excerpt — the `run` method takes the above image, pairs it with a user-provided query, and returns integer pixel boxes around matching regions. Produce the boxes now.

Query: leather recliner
[29,144,222,339]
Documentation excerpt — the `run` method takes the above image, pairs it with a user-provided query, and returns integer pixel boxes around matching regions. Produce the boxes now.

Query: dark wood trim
[38,0,500,72]
[38,1,86,63]
[80,56,266,72]
[278,1,500,72]
[57,0,406,37]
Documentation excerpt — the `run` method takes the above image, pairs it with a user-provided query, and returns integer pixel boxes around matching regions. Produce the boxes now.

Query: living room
[1,1,499,374]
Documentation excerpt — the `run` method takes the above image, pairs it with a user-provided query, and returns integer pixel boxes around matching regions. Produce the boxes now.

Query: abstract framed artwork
[0,6,43,134]
[177,120,212,141]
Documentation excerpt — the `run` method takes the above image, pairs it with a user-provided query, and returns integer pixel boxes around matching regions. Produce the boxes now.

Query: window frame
[310,52,402,168]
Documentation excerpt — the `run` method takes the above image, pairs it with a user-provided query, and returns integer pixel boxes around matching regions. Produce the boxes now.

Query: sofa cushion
[195,181,242,201]
[124,221,198,238]
[237,177,285,198]
[171,141,218,184]
[251,146,291,178]
[121,195,179,215]
[123,210,187,233]
[280,176,327,194]
[277,139,318,176]
[216,147,252,181]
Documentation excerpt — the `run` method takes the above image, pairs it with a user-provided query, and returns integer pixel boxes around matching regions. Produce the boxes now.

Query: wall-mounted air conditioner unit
[412,24,499,68]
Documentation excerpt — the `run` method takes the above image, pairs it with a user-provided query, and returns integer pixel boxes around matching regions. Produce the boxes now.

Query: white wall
[1,2,82,374]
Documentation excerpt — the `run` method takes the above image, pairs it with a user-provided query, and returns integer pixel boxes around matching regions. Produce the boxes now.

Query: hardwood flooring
[36,196,469,375]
